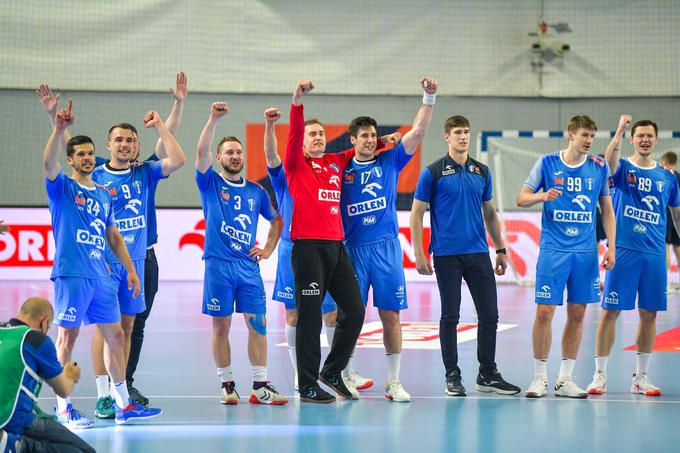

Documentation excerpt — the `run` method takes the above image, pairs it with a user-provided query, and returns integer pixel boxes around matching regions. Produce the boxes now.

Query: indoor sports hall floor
[2,280,679,453]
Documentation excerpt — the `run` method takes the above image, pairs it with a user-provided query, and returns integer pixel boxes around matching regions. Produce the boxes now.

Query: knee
[601,308,620,323]
[379,310,400,330]
[107,328,125,350]
[567,307,586,324]
[212,318,231,337]
[534,306,555,325]
[247,314,267,336]
[639,309,657,325]
[57,328,79,351]
[286,310,298,327]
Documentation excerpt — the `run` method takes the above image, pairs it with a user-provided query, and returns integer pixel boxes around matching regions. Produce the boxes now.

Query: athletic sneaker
[555,377,588,399]
[445,373,466,397]
[128,385,149,406]
[55,404,95,429]
[350,370,374,390]
[299,383,336,404]
[94,396,115,419]
[631,373,662,396]
[525,378,548,398]
[342,376,361,399]
[114,400,162,425]
[220,381,240,405]
[385,380,411,402]
[1,429,20,453]
[586,372,607,394]
[476,370,521,395]
[319,371,357,399]
[249,384,289,405]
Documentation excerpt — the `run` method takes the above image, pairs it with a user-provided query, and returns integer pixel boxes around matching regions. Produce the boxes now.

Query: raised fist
[295,80,315,98]
[618,115,632,132]
[421,76,438,94]
[143,110,161,128]
[264,107,282,124]
[211,102,228,118]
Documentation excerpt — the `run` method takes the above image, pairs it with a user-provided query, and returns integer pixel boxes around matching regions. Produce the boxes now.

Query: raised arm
[410,199,433,275]
[154,72,187,159]
[36,84,73,144]
[604,115,631,174]
[105,225,141,297]
[142,110,186,176]
[292,79,314,107]
[401,77,438,155]
[285,80,314,169]
[263,107,282,168]
[249,214,283,262]
[482,200,507,275]
[196,102,228,173]
[43,100,74,180]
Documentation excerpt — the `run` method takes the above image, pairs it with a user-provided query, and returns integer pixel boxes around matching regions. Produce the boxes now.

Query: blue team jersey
[524,152,611,252]
[414,155,492,256]
[341,143,412,246]
[267,164,293,243]
[196,169,278,262]
[92,161,165,263]
[610,158,680,255]
[46,171,115,280]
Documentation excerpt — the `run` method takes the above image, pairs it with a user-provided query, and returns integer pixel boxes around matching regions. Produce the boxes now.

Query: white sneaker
[342,376,361,399]
[294,372,299,392]
[249,383,288,405]
[219,382,239,405]
[586,372,607,394]
[555,376,588,398]
[525,377,548,398]
[350,370,374,390]
[385,380,411,402]
[631,373,662,396]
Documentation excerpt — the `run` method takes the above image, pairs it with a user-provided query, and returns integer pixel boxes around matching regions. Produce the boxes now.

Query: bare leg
[532,304,556,359]
[211,316,232,368]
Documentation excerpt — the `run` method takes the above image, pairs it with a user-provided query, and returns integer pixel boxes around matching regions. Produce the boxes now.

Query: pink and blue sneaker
[114,400,162,425]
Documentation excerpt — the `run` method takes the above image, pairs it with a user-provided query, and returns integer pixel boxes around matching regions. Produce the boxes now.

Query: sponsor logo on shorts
[594,277,601,292]
[362,216,376,225]
[565,227,579,236]
[116,215,146,233]
[76,229,106,251]
[623,205,659,225]
[276,286,294,299]
[604,291,619,305]
[302,282,321,296]
[395,285,405,300]
[536,285,551,299]
[207,297,221,311]
[57,307,77,322]
[318,189,341,202]
[633,223,647,233]
[88,249,101,260]
[347,197,386,217]
[553,210,592,224]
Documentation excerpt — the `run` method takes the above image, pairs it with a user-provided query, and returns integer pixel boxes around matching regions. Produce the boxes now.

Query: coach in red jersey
[284,80,365,403]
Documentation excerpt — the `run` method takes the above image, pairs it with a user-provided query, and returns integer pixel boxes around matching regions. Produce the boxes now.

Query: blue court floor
[2,280,680,453]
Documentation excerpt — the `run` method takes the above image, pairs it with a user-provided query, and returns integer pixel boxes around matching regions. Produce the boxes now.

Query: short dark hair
[444,115,470,133]
[108,122,138,139]
[349,116,378,137]
[66,135,95,157]
[567,115,597,134]
[304,118,324,128]
[216,136,242,154]
[631,120,658,137]
[661,151,677,166]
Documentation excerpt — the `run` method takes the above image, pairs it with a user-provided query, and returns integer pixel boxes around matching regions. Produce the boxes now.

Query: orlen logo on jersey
[0,225,55,267]
[553,210,592,224]
[220,221,252,245]
[536,285,551,299]
[277,286,294,300]
[623,205,659,225]
[347,197,386,217]
[76,229,105,250]
[318,189,341,202]
[329,175,340,188]
[604,291,619,305]
[302,282,321,296]
[117,216,146,233]
[571,195,591,210]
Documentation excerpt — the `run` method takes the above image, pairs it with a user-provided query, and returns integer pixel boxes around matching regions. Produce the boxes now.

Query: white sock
[95,375,110,398]
[534,359,548,379]
[342,352,354,379]
[252,365,267,383]
[595,356,608,374]
[217,366,233,383]
[325,326,336,348]
[558,358,576,381]
[636,352,652,376]
[112,381,130,408]
[386,353,401,382]
[285,324,297,372]
[56,396,71,413]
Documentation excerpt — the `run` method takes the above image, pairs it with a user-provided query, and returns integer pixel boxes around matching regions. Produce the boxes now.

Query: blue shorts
[602,248,666,311]
[272,240,337,314]
[535,249,600,305]
[109,259,146,316]
[203,258,266,317]
[346,237,408,311]
[53,277,120,327]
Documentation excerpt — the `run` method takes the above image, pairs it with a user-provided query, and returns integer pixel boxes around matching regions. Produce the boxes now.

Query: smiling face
[107,127,136,165]
[351,126,378,160]
[67,143,96,175]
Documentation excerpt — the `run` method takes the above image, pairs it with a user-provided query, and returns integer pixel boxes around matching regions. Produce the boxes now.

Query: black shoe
[445,372,467,397]
[476,370,521,395]
[128,385,149,406]
[319,371,355,399]
[299,383,336,404]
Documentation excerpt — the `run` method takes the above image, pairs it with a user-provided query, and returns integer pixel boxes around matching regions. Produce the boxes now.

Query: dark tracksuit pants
[292,240,366,391]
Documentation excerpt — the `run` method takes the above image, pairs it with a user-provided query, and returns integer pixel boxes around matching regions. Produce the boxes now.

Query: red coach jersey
[284,103,354,241]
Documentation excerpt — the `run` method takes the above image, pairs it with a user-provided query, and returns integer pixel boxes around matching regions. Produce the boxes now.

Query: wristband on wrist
[423,92,436,105]
[495,248,506,255]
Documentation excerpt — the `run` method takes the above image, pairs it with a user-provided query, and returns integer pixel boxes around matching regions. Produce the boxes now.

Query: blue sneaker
[114,400,162,425]
[55,403,95,429]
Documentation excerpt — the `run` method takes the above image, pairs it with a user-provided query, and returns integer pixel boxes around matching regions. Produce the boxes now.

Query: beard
[221,161,243,175]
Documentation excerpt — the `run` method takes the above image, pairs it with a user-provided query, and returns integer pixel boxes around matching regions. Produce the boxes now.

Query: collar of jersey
[558,150,587,169]
[103,163,131,174]
[352,156,378,166]
[72,178,97,191]
[219,173,245,187]
[626,157,657,170]
[444,153,472,169]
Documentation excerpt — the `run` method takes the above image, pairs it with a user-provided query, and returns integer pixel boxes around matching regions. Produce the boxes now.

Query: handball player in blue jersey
[42,101,160,427]
[587,116,680,396]
[339,77,438,402]
[196,102,287,406]
[517,115,616,399]
[411,115,520,397]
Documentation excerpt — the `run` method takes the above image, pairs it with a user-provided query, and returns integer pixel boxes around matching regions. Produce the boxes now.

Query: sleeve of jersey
[105,192,117,228]
[610,159,625,189]
[195,168,212,192]
[25,332,63,380]
[259,186,278,221]
[414,169,434,202]
[45,170,65,200]
[145,153,160,162]
[482,168,493,201]
[148,160,167,184]
[284,104,305,172]
[393,143,413,172]
[523,157,544,192]
[669,176,680,207]
[95,156,107,166]
[599,162,612,197]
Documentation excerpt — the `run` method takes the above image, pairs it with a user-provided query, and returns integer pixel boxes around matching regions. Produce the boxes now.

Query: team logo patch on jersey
[372,167,383,178]
[343,172,355,184]
[627,171,637,187]
[330,163,339,173]
[221,187,230,203]
[468,164,481,175]
[585,178,593,190]
[75,193,86,208]
[657,181,664,192]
